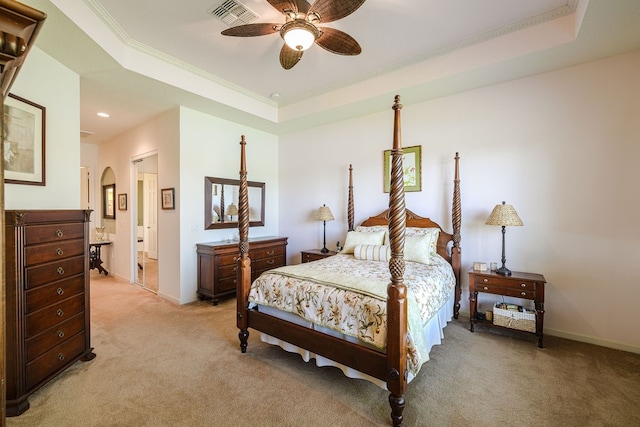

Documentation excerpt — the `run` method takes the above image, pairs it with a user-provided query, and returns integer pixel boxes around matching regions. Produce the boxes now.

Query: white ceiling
[19,0,640,144]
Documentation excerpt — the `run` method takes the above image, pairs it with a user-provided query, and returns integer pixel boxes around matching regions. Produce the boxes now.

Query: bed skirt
[255,289,455,389]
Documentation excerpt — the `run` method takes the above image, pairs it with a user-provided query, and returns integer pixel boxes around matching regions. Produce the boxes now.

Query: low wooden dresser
[5,210,96,416]
[197,236,288,305]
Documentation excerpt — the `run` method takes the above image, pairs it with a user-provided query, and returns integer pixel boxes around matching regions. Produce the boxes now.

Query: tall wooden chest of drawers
[196,236,288,305]
[4,210,96,416]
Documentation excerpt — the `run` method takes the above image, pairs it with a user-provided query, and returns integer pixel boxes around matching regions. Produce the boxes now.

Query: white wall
[95,109,180,301]
[5,47,80,209]
[278,50,640,353]
[178,107,279,304]
[90,106,279,304]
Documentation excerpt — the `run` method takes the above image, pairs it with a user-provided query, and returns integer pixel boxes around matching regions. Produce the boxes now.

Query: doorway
[133,155,159,293]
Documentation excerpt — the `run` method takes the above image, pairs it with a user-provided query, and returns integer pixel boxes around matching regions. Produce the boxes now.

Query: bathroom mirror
[204,177,265,229]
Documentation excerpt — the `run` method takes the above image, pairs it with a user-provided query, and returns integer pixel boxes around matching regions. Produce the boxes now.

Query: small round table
[89,241,112,275]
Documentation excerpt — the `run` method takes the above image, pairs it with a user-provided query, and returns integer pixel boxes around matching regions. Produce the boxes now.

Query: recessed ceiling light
[97,112,110,118]
[270,92,280,100]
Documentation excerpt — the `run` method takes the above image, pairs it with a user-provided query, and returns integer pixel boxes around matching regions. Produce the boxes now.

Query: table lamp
[485,201,523,276]
[226,203,238,221]
[314,204,335,253]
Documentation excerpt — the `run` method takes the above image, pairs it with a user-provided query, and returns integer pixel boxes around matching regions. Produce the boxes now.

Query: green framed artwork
[383,145,422,193]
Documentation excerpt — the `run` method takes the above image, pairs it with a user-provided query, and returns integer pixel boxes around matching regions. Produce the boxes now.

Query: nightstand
[301,249,337,263]
[468,269,546,348]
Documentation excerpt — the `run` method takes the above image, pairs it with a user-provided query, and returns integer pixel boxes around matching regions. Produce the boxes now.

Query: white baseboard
[544,328,640,355]
[457,314,640,354]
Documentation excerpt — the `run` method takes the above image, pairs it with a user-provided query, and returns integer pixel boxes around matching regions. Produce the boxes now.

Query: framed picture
[161,188,175,210]
[118,193,127,210]
[103,184,116,219]
[383,145,422,192]
[3,94,46,185]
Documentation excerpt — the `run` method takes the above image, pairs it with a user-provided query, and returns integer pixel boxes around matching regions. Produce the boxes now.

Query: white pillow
[406,227,440,255]
[353,244,391,262]
[342,230,386,254]
[404,234,432,265]
[355,225,389,245]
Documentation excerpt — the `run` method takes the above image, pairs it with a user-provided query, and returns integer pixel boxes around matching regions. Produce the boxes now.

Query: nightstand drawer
[475,276,537,290]
[303,252,325,263]
[475,284,535,299]
[301,249,337,263]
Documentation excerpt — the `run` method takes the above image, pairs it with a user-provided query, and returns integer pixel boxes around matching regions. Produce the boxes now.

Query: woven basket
[493,303,536,333]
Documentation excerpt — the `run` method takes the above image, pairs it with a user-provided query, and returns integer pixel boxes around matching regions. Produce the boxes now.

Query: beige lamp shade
[314,204,335,222]
[485,201,523,227]
[226,203,238,216]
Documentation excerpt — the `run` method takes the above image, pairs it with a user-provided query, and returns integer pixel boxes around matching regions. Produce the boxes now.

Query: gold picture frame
[383,145,422,192]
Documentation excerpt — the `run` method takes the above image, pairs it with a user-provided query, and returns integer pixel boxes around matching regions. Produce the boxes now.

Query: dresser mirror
[205,176,265,229]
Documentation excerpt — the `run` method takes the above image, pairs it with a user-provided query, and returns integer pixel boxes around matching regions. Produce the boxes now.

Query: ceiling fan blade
[315,27,361,55]
[308,0,366,23]
[279,44,303,69]
[221,23,280,37]
[267,1,310,15]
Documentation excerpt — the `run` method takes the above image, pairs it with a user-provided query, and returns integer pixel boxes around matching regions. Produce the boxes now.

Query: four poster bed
[235,95,461,426]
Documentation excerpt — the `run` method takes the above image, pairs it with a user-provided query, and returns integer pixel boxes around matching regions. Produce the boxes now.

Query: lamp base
[495,266,512,276]
[320,247,329,254]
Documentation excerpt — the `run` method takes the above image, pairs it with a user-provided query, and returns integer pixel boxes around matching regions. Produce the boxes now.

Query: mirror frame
[103,183,116,219]
[204,176,265,229]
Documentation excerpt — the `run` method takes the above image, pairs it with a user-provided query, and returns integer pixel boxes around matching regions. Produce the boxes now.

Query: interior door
[145,172,158,259]
[133,155,158,293]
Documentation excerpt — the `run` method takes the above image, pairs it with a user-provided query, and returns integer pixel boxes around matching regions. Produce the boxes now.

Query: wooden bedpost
[451,152,462,319]
[348,164,354,231]
[237,135,251,353]
[386,95,408,427]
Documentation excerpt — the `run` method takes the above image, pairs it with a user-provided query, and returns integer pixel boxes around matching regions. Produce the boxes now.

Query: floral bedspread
[248,253,455,375]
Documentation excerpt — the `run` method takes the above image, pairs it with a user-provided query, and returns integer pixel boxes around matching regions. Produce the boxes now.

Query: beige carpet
[7,274,640,426]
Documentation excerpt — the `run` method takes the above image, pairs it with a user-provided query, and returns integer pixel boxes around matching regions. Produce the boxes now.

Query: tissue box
[493,303,536,333]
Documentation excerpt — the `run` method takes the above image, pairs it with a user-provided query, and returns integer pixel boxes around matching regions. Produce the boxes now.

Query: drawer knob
[267,259,275,265]
[233,266,237,272]
[482,278,488,283]
[57,330,65,339]
[56,309,64,317]
[520,283,526,288]
[483,286,488,291]
[56,287,64,295]
[57,353,65,361]
[521,291,527,297]
[267,250,275,255]
[57,266,65,275]
[233,257,239,262]
[56,248,64,256]
[56,229,64,238]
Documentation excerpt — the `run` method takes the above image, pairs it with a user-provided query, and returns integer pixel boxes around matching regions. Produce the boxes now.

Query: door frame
[130,151,159,288]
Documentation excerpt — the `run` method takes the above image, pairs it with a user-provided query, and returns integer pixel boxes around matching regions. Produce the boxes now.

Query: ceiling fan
[221,0,366,70]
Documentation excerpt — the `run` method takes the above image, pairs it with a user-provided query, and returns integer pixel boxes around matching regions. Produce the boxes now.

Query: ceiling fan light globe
[283,27,315,51]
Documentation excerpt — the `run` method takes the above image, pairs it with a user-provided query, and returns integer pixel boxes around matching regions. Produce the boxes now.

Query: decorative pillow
[404,234,432,265]
[342,230,386,254]
[355,225,389,245]
[406,227,440,255]
[353,244,391,262]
